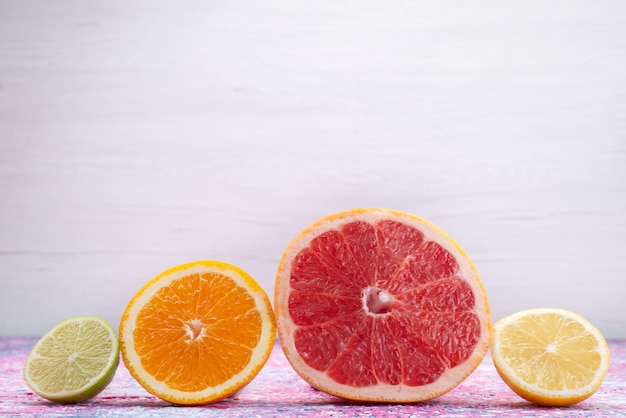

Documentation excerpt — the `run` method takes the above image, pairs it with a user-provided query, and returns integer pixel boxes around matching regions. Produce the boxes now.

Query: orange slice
[491,308,610,406]
[119,260,276,405]
[274,208,491,402]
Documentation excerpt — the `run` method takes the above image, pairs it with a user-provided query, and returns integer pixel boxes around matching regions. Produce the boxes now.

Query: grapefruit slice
[274,208,491,402]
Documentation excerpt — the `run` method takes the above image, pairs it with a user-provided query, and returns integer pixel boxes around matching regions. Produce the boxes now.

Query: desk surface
[1,337,624,417]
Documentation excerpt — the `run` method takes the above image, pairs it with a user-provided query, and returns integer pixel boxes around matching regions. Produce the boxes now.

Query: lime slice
[23,316,120,403]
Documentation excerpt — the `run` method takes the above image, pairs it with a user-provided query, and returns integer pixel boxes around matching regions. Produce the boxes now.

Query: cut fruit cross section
[119,260,276,405]
[23,316,119,403]
[274,208,491,402]
[491,308,610,406]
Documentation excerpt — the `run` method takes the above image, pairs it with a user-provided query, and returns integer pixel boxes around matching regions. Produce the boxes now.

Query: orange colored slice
[119,260,276,405]
[491,308,610,406]
[274,208,491,402]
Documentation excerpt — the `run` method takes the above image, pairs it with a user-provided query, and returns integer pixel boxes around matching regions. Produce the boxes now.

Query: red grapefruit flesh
[274,208,490,402]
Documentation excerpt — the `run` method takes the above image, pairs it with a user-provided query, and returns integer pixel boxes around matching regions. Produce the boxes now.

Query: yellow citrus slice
[274,208,491,402]
[119,260,276,405]
[491,308,610,406]
[23,316,119,403]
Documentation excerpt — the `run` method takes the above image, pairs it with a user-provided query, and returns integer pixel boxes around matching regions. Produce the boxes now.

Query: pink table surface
[1,337,624,417]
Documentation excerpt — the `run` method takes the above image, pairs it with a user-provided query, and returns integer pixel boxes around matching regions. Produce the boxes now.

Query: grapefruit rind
[490,308,610,406]
[275,208,491,402]
[119,260,276,405]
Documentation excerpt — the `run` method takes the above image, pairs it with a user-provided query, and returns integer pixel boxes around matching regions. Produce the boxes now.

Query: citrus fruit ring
[274,208,491,402]
[119,260,276,405]
[491,307,610,406]
[23,316,119,403]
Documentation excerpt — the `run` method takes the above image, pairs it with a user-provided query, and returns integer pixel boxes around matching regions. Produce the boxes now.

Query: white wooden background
[1,1,625,338]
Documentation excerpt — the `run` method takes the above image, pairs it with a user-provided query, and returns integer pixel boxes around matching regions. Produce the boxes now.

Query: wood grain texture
[1,1,625,337]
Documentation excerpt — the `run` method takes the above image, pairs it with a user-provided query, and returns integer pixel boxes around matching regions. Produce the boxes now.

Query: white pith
[275,209,491,402]
[363,287,394,315]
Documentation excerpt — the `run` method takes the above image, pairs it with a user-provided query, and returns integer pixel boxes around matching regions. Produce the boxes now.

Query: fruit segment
[390,241,459,292]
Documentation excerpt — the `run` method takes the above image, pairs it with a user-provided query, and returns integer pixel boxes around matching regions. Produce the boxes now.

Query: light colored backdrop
[1,1,625,338]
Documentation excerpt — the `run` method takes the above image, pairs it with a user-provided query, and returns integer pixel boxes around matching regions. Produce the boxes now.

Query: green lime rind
[23,316,120,403]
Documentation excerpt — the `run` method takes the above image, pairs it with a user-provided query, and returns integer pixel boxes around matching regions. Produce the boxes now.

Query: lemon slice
[23,316,120,403]
[491,308,610,406]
